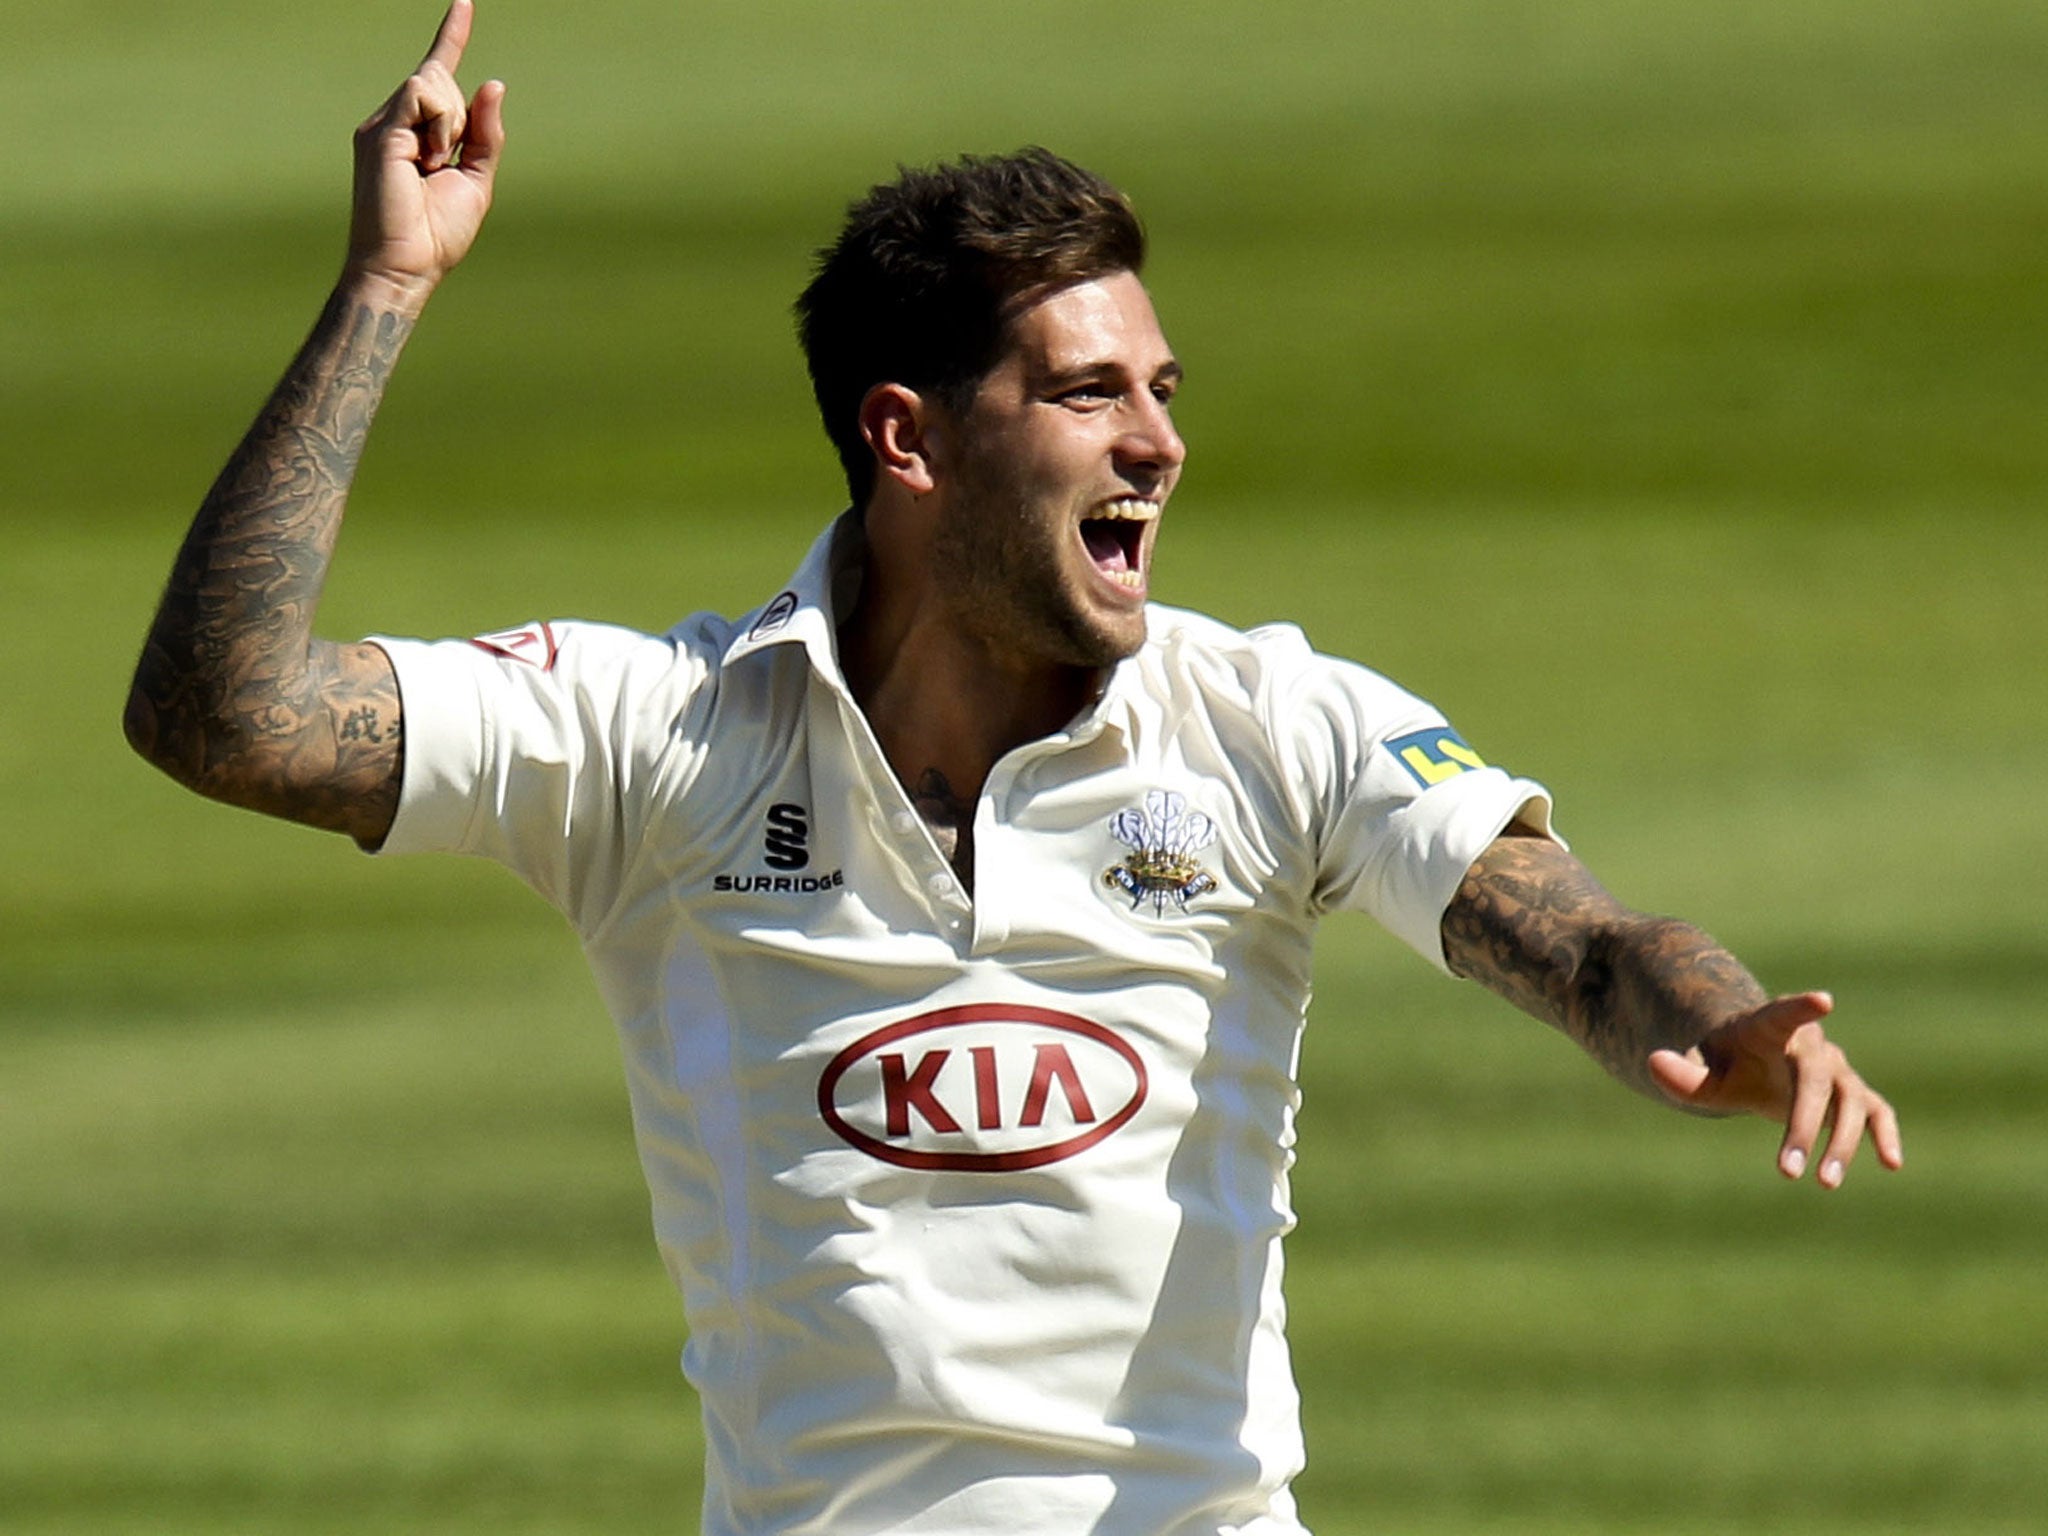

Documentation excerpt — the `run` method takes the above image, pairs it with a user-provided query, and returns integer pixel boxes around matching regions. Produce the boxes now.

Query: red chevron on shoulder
[469,621,559,670]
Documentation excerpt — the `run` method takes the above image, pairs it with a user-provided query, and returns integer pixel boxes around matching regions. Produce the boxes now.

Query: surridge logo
[763,802,809,870]
[713,802,846,894]
[818,1004,1148,1172]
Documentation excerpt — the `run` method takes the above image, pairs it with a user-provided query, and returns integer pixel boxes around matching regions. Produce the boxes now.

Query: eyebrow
[1039,358,1185,390]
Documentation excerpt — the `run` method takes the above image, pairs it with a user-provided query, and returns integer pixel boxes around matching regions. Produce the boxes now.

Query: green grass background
[4,1,2043,1530]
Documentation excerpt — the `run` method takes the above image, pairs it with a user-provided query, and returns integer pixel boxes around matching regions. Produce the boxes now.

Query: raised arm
[122,1,505,848]
[1442,825,1903,1188]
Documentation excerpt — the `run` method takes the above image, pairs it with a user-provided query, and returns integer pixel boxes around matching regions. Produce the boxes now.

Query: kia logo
[817,1004,1148,1172]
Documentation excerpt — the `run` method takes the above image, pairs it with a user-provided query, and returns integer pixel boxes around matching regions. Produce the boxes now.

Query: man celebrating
[125,5,1902,1533]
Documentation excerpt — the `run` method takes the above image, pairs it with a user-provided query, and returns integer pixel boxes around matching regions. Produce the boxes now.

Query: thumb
[1648,1047,1710,1103]
[1651,990,1836,1115]
[459,79,507,184]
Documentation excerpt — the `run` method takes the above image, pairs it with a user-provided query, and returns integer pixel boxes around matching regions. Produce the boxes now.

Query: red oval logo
[816,1004,1149,1172]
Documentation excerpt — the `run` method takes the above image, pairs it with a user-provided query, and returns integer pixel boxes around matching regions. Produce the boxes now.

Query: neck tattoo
[911,767,975,888]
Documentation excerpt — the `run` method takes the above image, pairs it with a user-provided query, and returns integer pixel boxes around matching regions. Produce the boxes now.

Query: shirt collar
[1082,637,1141,746]
[720,511,863,685]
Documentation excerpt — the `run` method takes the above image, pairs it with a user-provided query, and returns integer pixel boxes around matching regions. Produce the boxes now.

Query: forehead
[1003,271,1174,375]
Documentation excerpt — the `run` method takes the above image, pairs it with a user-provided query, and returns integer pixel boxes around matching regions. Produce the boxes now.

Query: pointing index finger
[420,0,474,77]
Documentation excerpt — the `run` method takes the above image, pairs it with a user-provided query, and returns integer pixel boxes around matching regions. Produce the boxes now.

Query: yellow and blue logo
[1386,727,1487,788]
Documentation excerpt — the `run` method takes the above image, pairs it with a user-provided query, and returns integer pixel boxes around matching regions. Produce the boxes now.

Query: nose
[1117,392,1186,481]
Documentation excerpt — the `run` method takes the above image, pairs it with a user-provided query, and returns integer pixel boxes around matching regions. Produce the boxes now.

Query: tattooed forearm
[124,283,414,845]
[1441,832,1768,1099]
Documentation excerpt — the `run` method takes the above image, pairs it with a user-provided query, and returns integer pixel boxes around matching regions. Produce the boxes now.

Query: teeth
[1081,501,1155,591]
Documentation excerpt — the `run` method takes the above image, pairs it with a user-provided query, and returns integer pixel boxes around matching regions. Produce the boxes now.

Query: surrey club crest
[1103,790,1219,915]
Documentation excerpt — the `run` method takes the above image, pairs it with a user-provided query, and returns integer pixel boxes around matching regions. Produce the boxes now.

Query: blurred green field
[4,1,2044,1532]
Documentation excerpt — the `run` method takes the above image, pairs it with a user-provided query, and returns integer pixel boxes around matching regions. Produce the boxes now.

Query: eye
[1055,383,1114,407]
[1149,381,1178,407]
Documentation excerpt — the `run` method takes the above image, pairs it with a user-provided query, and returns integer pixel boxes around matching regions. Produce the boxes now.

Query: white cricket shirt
[371,516,1555,1536]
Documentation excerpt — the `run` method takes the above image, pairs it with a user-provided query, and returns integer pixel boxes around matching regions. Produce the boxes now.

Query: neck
[839,593,1101,805]
[836,526,1108,894]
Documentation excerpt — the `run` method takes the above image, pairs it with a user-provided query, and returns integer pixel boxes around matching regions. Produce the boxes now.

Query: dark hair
[795,147,1146,505]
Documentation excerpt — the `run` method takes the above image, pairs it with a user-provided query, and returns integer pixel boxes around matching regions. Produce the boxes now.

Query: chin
[1065,612,1149,670]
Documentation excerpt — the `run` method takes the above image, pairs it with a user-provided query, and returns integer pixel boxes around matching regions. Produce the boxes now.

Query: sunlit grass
[4,1,2043,1531]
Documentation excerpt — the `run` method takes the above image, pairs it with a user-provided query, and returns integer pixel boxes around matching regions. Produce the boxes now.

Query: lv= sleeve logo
[1386,727,1487,787]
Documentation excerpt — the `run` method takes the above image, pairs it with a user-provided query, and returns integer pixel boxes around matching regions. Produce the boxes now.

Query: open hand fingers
[1675,991,1902,1189]
[1775,1015,1903,1188]
[1813,1088,1868,1190]
[1777,1020,1837,1178]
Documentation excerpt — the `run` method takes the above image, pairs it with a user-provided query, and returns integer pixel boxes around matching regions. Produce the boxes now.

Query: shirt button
[892,811,916,835]
[925,872,950,896]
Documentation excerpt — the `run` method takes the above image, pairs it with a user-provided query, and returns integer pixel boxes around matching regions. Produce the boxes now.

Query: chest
[667,682,1312,978]
[601,681,1326,1186]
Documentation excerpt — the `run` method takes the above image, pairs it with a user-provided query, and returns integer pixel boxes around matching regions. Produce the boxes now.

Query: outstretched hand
[347,0,505,304]
[1648,991,1903,1189]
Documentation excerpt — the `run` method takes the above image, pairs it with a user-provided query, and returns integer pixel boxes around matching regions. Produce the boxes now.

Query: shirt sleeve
[366,620,704,937]
[1270,642,1561,974]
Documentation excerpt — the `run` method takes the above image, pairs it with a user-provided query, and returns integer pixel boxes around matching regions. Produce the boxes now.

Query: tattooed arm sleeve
[123,283,418,848]
[124,4,506,850]
[1439,825,1769,1101]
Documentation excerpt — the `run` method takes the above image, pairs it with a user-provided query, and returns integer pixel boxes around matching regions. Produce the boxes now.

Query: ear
[859,383,940,498]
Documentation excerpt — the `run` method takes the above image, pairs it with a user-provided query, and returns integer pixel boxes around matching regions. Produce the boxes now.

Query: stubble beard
[932,489,1143,675]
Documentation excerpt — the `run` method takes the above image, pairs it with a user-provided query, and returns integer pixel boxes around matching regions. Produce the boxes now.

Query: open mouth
[1079,499,1157,590]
